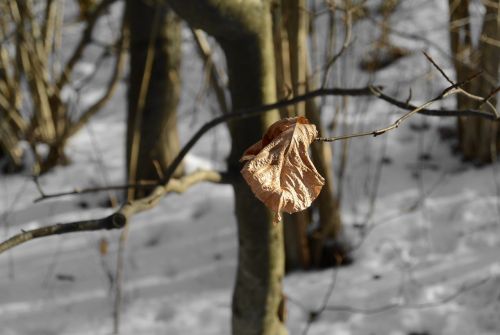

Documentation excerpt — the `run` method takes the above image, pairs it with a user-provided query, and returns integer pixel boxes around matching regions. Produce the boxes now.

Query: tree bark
[280,0,314,270]
[306,99,343,266]
[169,1,287,334]
[126,1,182,199]
[222,31,286,335]
[449,0,500,163]
[219,11,287,335]
[277,0,343,269]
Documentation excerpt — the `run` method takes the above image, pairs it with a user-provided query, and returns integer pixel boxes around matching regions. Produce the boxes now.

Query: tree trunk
[279,0,314,270]
[449,0,500,163]
[126,1,182,199]
[221,34,286,335]
[277,0,344,269]
[306,100,344,266]
[219,12,287,335]
[169,1,287,334]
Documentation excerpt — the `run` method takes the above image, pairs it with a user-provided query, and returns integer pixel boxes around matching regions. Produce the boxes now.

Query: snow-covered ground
[1,1,499,334]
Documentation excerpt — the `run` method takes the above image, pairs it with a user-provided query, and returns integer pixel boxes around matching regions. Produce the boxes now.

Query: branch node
[111,213,127,229]
[368,85,382,97]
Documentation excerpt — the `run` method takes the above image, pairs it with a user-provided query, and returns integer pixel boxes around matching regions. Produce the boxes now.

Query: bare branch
[481,86,500,106]
[191,28,229,115]
[33,170,232,203]
[0,78,496,255]
[422,51,454,85]
[316,85,462,142]
[0,216,121,255]
[0,170,224,254]
[161,84,497,191]
[33,181,157,203]
[316,55,499,142]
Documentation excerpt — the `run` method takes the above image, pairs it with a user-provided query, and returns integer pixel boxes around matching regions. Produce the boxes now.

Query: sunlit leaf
[240,116,325,224]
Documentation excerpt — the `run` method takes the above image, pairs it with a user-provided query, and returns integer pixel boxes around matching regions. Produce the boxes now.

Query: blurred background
[0,0,499,334]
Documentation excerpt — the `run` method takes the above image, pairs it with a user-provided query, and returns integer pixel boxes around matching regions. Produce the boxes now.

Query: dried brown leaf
[240,117,325,224]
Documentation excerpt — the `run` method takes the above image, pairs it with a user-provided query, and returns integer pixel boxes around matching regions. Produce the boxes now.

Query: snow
[1,0,500,334]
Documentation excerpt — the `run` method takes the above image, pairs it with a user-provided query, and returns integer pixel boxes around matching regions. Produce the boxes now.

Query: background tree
[1,1,499,335]
[449,0,499,163]
[0,0,125,173]
[126,1,183,200]
[273,0,343,269]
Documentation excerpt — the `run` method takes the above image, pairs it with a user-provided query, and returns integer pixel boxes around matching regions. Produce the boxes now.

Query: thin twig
[191,28,229,115]
[33,169,233,203]
[321,3,353,88]
[351,171,449,253]
[364,130,389,222]
[68,25,128,139]
[317,67,497,143]
[481,86,500,106]
[323,276,490,314]
[289,275,490,331]
[161,84,497,191]
[113,222,128,334]
[422,51,454,85]
[316,87,454,142]
[56,0,118,91]
[38,81,496,200]
[301,255,340,335]
[33,181,158,203]
[33,176,46,198]
[0,170,224,254]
